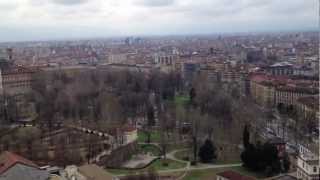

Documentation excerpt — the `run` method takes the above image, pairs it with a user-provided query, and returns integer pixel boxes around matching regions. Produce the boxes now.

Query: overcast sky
[0,0,318,42]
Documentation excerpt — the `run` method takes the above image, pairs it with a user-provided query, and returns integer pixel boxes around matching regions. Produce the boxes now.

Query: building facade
[250,74,318,108]
[0,67,37,96]
[296,96,320,121]
[296,145,319,180]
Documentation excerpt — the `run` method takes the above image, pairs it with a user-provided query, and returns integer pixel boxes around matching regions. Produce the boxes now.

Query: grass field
[174,95,190,106]
[138,130,161,143]
[183,168,229,180]
[106,158,187,175]
[174,149,191,161]
[214,158,242,165]
[107,158,265,179]
[173,149,241,164]
[149,159,187,171]
[139,144,161,156]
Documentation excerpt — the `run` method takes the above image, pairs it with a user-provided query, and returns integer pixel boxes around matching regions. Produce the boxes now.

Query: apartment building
[296,145,319,180]
[250,74,318,108]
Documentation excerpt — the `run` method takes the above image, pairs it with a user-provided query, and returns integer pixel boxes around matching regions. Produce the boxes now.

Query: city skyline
[0,0,318,42]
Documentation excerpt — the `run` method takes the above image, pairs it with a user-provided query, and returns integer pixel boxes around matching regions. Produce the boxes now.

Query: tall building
[182,62,200,87]
[263,62,294,76]
[0,49,11,61]
[0,49,12,69]
[153,52,178,73]
[0,49,37,96]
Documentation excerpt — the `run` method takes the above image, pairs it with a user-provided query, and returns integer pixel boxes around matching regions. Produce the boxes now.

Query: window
[313,166,317,173]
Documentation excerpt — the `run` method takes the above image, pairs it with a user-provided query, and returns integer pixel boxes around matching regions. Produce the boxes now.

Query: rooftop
[1,66,36,75]
[0,151,38,174]
[250,73,318,94]
[297,96,320,110]
[0,151,49,180]
[270,62,293,67]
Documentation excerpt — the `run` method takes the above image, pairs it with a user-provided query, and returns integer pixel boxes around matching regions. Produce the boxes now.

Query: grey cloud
[135,0,175,7]
[167,0,314,20]
[264,0,315,15]
[51,0,89,6]
[0,2,19,11]
[0,0,317,42]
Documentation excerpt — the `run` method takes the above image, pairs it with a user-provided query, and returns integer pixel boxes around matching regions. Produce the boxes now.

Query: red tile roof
[250,73,318,93]
[250,74,289,84]
[0,151,38,174]
[122,126,137,132]
[216,170,255,180]
[1,66,36,75]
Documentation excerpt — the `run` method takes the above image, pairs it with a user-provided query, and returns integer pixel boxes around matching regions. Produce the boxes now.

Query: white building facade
[297,145,319,180]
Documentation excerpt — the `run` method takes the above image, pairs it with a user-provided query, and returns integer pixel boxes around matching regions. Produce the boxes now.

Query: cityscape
[0,0,319,180]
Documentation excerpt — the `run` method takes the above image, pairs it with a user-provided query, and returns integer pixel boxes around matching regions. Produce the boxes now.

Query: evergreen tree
[243,124,250,149]
[189,87,196,103]
[241,143,256,169]
[198,139,217,163]
[147,105,155,126]
[282,153,291,173]
[241,141,282,176]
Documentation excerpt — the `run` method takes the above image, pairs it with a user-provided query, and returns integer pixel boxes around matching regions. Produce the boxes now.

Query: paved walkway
[114,162,242,177]
[122,154,157,168]
[166,149,189,163]
[158,163,242,174]
[90,150,111,163]
[114,148,242,177]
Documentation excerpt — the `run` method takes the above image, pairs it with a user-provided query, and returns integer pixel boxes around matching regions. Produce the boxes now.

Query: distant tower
[0,49,10,69]
[6,48,13,61]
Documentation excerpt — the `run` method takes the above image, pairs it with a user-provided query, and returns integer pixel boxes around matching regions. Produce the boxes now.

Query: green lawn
[106,168,136,175]
[174,149,191,161]
[173,149,241,164]
[106,159,187,175]
[138,130,161,143]
[174,95,190,106]
[183,166,266,180]
[214,159,242,165]
[139,144,161,156]
[183,168,229,180]
[149,159,187,171]
[167,143,189,152]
